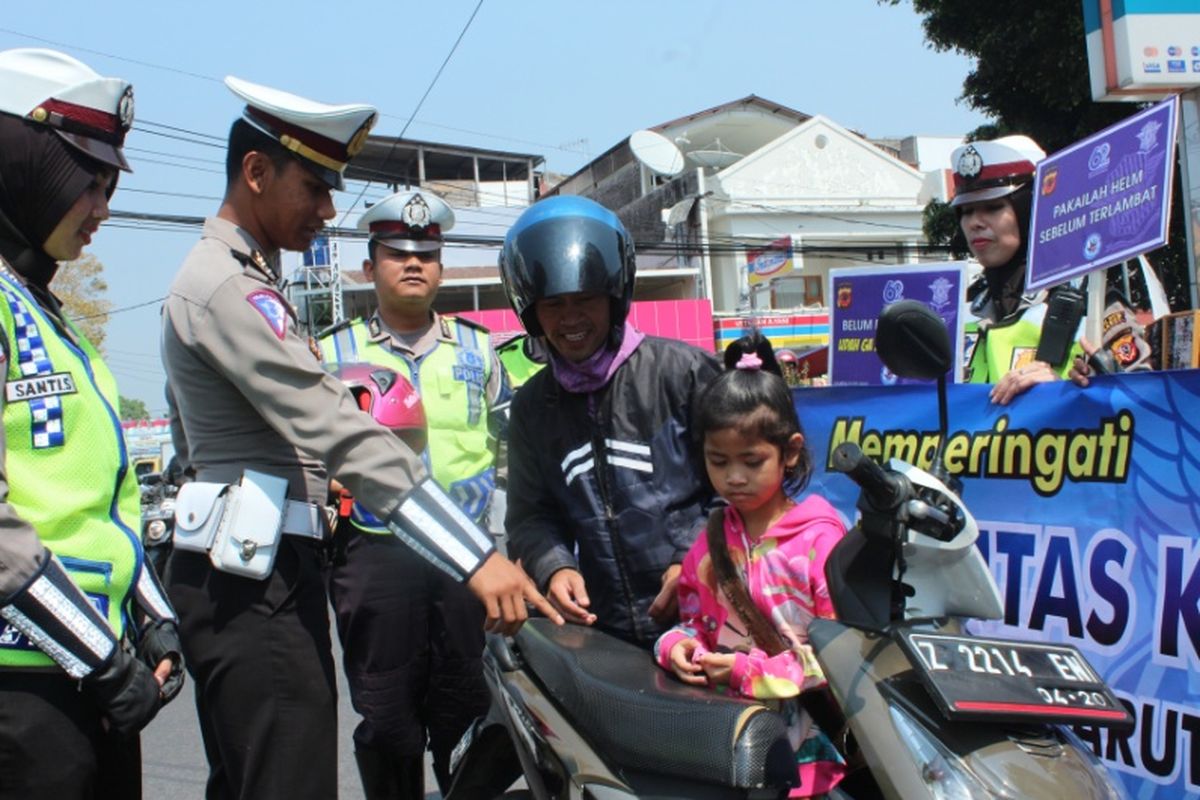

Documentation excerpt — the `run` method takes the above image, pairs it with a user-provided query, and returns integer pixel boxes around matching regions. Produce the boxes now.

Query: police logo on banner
[246,289,288,339]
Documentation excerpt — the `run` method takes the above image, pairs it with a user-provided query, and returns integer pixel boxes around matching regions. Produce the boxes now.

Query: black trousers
[165,541,337,800]
[0,672,141,800]
[329,528,490,789]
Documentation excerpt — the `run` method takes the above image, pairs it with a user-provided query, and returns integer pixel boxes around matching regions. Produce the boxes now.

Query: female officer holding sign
[954,135,1152,404]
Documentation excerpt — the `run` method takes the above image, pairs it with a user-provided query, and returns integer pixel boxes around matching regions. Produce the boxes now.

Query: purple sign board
[1027,98,1178,291]
[828,264,968,386]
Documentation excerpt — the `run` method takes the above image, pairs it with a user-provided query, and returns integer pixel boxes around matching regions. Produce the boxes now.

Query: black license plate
[898,631,1133,730]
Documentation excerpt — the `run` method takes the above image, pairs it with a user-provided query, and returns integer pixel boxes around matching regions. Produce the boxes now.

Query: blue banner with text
[798,370,1200,798]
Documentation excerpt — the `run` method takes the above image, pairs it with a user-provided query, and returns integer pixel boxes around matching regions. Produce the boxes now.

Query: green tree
[119,396,149,421]
[887,0,1191,308]
[923,198,968,257]
[55,253,112,351]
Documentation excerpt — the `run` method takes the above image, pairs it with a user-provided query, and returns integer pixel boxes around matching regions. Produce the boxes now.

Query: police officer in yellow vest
[0,49,183,798]
[322,189,511,799]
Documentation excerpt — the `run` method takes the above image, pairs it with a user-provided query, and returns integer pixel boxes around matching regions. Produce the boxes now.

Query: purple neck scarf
[549,320,645,394]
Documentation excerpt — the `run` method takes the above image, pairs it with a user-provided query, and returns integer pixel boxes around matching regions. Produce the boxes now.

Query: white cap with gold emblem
[224,75,377,191]
[359,190,456,253]
[0,48,134,172]
[949,135,1046,208]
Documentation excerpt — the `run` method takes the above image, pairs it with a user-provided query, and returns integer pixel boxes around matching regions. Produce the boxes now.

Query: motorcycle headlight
[146,518,168,544]
[888,704,992,800]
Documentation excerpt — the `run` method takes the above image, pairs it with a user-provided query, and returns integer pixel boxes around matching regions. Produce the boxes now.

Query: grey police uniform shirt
[161,217,431,520]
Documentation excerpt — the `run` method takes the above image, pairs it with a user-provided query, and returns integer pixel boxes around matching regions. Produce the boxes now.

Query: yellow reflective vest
[0,268,140,669]
[497,334,546,389]
[324,315,499,528]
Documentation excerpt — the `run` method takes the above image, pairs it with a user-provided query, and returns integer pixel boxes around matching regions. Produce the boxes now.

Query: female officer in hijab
[0,48,182,799]
[952,135,1086,404]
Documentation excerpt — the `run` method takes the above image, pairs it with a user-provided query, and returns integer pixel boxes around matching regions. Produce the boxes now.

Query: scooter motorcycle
[446,616,797,800]
[139,471,176,575]
[447,300,1132,800]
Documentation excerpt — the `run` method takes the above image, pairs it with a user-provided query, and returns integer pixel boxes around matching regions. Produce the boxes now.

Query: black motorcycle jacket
[506,335,721,646]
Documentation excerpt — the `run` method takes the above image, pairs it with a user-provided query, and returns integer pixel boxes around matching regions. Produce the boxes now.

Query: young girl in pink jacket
[655,332,847,798]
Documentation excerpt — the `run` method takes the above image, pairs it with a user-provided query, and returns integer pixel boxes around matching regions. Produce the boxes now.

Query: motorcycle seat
[514,618,795,790]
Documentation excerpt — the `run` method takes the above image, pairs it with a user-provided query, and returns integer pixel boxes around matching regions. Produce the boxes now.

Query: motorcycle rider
[500,195,721,647]
[0,48,182,797]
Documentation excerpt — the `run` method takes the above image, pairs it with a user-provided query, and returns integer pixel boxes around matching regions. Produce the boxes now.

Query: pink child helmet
[329,363,427,453]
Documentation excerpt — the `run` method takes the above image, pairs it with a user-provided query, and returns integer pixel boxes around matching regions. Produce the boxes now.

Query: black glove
[1088,349,1118,376]
[82,647,162,736]
[137,620,186,704]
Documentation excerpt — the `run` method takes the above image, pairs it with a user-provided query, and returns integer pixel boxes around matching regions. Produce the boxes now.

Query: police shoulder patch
[246,289,289,339]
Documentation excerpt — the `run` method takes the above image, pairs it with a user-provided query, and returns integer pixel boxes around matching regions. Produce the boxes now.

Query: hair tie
[735,353,763,371]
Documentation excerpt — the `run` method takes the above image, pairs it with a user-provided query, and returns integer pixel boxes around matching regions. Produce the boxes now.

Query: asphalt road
[140,635,441,800]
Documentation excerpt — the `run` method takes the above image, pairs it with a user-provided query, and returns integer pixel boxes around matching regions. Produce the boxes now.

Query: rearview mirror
[876,300,953,381]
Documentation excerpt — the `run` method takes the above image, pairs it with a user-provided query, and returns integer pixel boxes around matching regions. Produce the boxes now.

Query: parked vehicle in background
[139,469,177,575]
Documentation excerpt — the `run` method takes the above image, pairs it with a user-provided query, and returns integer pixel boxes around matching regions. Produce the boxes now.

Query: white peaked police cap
[950,135,1046,207]
[0,48,134,172]
[359,190,456,254]
[225,75,377,190]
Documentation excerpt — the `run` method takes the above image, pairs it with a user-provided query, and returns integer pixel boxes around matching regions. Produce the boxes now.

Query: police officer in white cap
[0,48,183,798]
[322,189,510,798]
[160,79,559,800]
[952,135,1078,402]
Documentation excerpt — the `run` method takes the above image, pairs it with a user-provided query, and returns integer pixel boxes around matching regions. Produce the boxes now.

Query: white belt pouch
[173,470,289,580]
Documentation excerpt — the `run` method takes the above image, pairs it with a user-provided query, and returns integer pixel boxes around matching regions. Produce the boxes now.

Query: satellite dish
[630,129,685,177]
[687,137,743,169]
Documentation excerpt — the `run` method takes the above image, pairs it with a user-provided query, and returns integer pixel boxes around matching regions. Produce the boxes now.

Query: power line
[132,125,226,150]
[0,27,592,159]
[127,155,224,175]
[0,26,220,82]
[104,208,950,257]
[119,187,223,202]
[125,146,224,165]
[72,296,164,321]
[139,119,225,141]
[336,0,486,228]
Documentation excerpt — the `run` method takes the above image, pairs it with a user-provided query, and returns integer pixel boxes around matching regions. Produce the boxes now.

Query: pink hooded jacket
[654,495,847,797]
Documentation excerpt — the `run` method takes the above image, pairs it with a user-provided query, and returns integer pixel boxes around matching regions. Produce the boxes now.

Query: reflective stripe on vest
[0,268,140,669]
[967,302,1083,383]
[327,318,496,528]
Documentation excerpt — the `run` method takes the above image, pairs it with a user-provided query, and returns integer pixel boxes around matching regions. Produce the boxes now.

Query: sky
[0,1,991,411]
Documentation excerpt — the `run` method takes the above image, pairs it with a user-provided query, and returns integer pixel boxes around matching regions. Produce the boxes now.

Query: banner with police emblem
[797,371,1200,799]
[827,263,968,385]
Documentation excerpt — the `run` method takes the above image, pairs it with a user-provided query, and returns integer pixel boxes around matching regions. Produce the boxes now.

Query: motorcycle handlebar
[831,442,906,511]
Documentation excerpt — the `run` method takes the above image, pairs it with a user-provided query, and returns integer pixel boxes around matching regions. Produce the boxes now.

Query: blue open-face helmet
[499,195,636,340]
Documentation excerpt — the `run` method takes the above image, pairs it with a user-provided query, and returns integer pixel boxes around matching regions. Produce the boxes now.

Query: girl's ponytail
[723,329,781,376]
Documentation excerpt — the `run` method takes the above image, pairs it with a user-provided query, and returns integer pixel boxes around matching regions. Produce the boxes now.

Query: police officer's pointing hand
[469,552,563,635]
